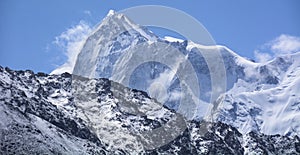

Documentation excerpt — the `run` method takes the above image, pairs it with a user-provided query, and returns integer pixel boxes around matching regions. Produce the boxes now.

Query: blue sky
[0,0,300,73]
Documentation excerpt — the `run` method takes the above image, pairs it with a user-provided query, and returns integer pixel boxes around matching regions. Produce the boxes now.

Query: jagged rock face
[1,66,300,154]
[0,67,107,154]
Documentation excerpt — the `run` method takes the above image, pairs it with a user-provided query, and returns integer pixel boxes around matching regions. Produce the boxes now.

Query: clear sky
[0,0,299,73]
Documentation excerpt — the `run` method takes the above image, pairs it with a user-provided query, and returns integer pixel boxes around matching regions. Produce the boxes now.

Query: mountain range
[1,10,300,154]
[70,10,300,136]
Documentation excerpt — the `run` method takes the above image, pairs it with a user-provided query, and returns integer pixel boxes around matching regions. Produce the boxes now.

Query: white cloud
[147,69,174,103]
[254,50,272,63]
[254,34,300,63]
[51,20,91,74]
[269,34,300,54]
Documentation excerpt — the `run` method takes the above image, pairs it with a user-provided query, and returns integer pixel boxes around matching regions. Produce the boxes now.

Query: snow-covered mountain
[216,52,300,136]
[68,10,300,137]
[1,66,300,154]
[1,9,299,154]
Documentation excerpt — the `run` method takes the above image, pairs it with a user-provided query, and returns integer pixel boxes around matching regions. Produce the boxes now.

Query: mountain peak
[107,9,116,16]
[73,11,157,78]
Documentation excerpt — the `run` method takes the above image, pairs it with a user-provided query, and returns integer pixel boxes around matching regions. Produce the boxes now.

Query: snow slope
[216,53,300,136]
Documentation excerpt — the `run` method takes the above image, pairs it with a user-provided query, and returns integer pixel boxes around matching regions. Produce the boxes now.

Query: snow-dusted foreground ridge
[1,66,300,154]
[63,10,300,137]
